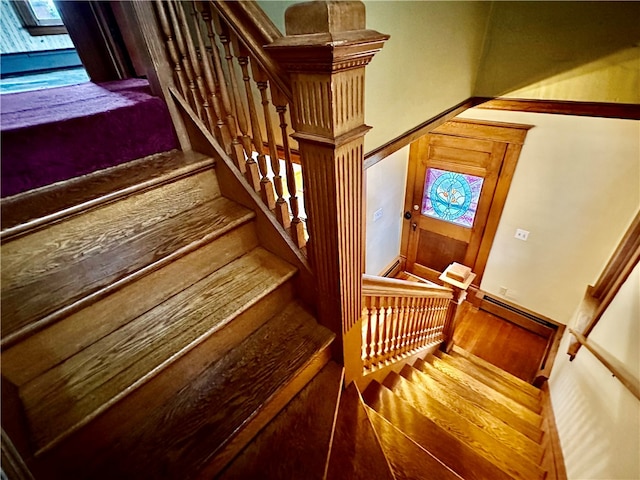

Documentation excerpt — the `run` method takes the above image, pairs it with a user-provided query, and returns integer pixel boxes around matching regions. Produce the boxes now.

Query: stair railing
[154,0,307,247]
[361,275,453,373]
[154,0,390,382]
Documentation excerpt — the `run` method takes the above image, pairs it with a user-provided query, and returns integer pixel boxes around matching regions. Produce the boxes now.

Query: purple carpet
[1,78,178,197]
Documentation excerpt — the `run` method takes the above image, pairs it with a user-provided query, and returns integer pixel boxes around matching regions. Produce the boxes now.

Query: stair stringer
[170,87,317,313]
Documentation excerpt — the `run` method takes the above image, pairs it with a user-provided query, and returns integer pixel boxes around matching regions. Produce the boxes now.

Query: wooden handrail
[209,0,292,100]
[569,328,640,401]
[362,274,451,298]
[361,274,453,373]
[568,211,640,358]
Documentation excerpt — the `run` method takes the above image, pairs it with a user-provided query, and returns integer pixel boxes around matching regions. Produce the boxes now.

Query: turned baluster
[233,41,276,210]
[175,1,216,130]
[155,1,188,98]
[201,5,245,170]
[213,18,259,189]
[398,297,410,353]
[252,64,290,227]
[425,298,436,343]
[389,296,401,356]
[191,2,233,151]
[375,298,387,364]
[369,298,380,368]
[406,297,418,354]
[166,1,200,117]
[382,301,393,363]
[271,87,306,247]
[361,303,371,368]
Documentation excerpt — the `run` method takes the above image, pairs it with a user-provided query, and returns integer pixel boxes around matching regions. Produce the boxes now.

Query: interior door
[403,119,531,285]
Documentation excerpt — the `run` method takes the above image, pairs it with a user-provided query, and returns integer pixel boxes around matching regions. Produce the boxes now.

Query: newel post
[266,1,388,383]
[440,263,476,353]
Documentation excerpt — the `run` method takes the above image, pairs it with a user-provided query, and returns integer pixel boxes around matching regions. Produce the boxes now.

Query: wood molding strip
[365,97,639,170]
[362,274,452,298]
[540,382,568,480]
[569,329,640,401]
[364,98,480,169]
[475,98,640,120]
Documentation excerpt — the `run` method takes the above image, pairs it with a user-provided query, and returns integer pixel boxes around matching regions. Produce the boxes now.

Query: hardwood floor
[452,302,548,383]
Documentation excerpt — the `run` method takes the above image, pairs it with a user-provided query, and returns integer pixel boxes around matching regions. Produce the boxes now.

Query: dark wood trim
[364,98,481,169]
[475,97,640,120]
[365,97,639,171]
[534,324,565,388]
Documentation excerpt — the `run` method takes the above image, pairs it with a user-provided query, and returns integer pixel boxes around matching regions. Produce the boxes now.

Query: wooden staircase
[1,150,334,479]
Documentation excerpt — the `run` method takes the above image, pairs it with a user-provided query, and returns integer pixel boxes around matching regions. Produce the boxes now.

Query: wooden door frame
[401,118,533,286]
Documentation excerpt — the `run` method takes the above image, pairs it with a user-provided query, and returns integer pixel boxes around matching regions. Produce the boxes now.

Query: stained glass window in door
[422,168,484,228]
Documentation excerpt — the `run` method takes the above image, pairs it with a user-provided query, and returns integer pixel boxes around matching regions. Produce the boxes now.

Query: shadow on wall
[475,1,640,98]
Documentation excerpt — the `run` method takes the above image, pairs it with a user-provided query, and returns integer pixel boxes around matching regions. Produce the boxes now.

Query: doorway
[401,118,532,286]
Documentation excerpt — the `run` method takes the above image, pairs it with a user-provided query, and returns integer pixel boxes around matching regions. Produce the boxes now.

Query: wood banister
[362,274,452,298]
[569,329,640,401]
[209,0,291,100]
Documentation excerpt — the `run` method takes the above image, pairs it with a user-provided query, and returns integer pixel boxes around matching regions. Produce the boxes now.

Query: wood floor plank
[385,372,546,480]
[412,358,543,443]
[218,362,343,480]
[400,365,544,460]
[21,247,297,451]
[326,384,395,480]
[425,355,543,428]
[435,351,542,413]
[2,172,223,340]
[1,150,213,235]
[2,221,259,387]
[363,381,514,480]
[451,345,542,398]
[452,303,548,384]
[368,408,463,480]
[70,303,334,480]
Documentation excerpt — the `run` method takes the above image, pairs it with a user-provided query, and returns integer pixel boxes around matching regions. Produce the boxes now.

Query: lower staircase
[1,150,334,479]
[1,148,563,479]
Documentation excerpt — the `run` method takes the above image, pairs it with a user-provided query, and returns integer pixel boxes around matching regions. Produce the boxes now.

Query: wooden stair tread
[2,222,259,387]
[385,372,546,480]
[1,149,212,235]
[400,365,544,460]
[21,247,297,452]
[425,355,543,427]
[67,302,334,479]
[363,381,514,480]
[218,361,343,480]
[2,190,250,345]
[326,384,395,480]
[368,408,463,480]
[451,345,542,398]
[435,351,542,413]
[412,358,543,443]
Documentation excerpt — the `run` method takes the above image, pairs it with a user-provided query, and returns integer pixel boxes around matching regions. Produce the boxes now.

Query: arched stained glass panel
[422,168,484,228]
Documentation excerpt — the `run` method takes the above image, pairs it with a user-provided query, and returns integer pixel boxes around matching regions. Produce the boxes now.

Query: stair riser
[29,279,297,465]
[388,375,546,480]
[1,169,220,343]
[436,353,542,413]
[3,222,259,388]
[400,368,544,462]
[413,360,544,443]
[451,346,542,399]
[428,356,543,428]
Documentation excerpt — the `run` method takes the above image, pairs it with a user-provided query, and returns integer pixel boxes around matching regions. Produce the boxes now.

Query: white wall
[457,109,639,324]
[550,263,640,480]
[365,146,409,275]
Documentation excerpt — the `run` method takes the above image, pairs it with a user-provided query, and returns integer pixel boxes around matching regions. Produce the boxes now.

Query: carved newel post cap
[285,1,365,35]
